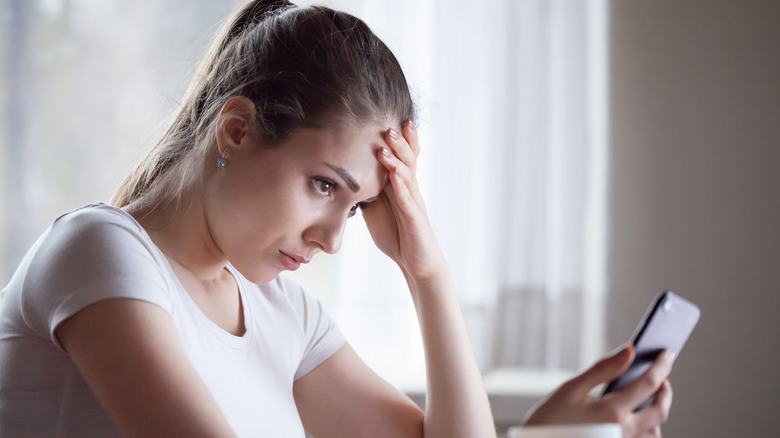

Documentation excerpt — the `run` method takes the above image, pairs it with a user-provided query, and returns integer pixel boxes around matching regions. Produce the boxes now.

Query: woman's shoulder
[50,202,144,235]
[237,272,345,378]
[7,203,175,342]
[37,202,154,256]
[25,202,165,282]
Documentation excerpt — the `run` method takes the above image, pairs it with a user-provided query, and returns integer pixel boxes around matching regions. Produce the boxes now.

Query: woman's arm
[368,121,676,437]
[56,298,238,438]
[405,267,498,438]
[365,121,497,437]
[293,343,425,437]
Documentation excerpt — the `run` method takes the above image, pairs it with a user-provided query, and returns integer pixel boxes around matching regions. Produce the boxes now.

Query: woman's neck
[124,191,228,285]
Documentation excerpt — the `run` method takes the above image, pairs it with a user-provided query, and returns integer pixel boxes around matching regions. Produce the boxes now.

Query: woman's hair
[111,0,415,208]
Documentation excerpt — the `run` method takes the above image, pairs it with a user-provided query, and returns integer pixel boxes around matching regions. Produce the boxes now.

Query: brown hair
[111,0,415,208]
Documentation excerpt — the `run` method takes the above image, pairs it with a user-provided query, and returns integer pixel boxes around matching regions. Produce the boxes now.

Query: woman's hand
[523,346,674,438]
[361,121,447,283]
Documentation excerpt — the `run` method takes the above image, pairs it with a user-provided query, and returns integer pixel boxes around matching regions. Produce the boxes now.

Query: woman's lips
[279,251,303,271]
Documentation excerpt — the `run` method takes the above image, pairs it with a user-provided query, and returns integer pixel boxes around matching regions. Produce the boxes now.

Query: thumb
[565,345,635,398]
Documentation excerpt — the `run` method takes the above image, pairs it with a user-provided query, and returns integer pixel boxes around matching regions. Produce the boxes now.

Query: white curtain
[0,0,608,392]
[489,0,610,372]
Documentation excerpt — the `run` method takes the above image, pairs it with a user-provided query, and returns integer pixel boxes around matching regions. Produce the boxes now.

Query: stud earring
[217,148,229,168]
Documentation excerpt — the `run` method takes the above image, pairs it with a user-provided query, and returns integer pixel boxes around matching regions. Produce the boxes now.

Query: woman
[0,1,673,437]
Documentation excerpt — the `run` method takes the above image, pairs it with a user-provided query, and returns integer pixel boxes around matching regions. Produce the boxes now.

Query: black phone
[601,291,700,411]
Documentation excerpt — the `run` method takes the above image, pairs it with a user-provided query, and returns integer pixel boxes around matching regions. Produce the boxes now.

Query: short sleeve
[20,204,174,350]
[275,275,345,380]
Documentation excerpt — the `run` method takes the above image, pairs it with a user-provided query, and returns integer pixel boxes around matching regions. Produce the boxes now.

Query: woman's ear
[215,96,258,156]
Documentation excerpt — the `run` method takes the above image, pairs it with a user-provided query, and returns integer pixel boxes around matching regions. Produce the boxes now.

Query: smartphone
[601,291,700,411]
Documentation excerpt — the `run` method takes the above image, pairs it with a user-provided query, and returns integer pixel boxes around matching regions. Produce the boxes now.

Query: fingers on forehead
[384,128,416,167]
[402,120,420,156]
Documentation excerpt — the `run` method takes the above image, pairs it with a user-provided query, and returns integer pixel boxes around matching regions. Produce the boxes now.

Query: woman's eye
[312,178,336,197]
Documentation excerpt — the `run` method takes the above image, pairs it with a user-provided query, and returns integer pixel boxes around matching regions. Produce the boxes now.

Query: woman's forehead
[284,124,389,192]
[291,122,387,156]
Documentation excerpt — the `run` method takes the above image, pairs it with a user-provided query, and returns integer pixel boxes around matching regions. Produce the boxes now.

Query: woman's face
[204,122,390,284]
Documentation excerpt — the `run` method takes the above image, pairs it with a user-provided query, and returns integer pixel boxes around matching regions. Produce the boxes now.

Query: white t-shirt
[0,203,345,437]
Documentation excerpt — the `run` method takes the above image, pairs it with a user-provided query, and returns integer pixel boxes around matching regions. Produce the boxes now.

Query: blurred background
[1,0,778,436]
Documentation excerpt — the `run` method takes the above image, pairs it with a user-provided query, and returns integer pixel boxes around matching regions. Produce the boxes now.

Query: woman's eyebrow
[326,164,360,193]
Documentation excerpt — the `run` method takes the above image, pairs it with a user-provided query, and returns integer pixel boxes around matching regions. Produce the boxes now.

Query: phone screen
[601,291,700,410]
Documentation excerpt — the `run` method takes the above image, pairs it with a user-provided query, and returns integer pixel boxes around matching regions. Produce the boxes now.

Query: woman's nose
[305,214,347,254]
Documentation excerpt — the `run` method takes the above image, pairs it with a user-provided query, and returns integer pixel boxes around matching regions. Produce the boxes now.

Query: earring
[217,148,229,168]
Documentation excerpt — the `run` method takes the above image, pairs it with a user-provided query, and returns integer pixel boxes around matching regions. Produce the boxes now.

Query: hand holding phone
[601,291,700,411]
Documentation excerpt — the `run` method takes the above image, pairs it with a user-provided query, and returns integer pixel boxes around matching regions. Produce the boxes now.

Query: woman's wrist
[401,257,452,296]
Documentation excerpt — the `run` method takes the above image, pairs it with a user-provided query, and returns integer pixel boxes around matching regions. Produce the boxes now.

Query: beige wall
[609,1,780,436]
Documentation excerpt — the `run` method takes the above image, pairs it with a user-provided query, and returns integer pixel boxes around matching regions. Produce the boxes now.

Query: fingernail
[668,351,677,362]
[381,147,391,158]
[388,129,398,140]
[408,119,415,130]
